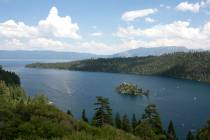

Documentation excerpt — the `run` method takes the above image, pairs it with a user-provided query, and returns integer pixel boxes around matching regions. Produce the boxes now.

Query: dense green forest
[116,82,149,96]
[0,66,210,140]
[27,51,210,83]
[0,66,20,85]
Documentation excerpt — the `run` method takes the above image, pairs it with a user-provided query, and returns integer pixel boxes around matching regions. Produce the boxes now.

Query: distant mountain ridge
[0,50,99,60]
[0,47,203,60]
[113,46,202,57]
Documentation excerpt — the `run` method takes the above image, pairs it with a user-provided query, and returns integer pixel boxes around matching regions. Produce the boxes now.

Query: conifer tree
[121,114,131,132]
[67,109,73,117]
[167,120,177,140]
[92,96,113,127]
[132,113,137,130]
[115,112,121,129]
[186,131,194,140]
[142,104,163,134]
[82,109,88,123]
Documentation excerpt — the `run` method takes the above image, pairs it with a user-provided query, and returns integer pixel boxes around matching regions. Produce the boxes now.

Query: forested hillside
[27,51,210,83]
[0,66,20,85]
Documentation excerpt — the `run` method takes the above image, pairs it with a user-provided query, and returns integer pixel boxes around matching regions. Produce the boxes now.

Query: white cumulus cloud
[38,7,80,39]
[145,17,156,23]
[122,8,158,21]
[115,21,210,50]
[0,20,38,38]
[0,6,81,52]
[176,1,200,13]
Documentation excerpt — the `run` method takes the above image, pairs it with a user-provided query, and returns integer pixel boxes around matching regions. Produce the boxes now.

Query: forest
[0,66,210,140]
[27,51,210,83]
[0,66,20,85]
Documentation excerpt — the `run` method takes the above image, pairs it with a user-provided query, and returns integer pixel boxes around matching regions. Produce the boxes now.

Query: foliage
[116,82,149,96]
[132,113,137,131]
[0,66,20,85]
[82,109,89,123]
[115,112,122,129]
[167,120,177,140]
[92,96,113,127]
[134,121,158,140]
[196,119,210,140]
[186,131,194,140]
[142,104,163,135]
[27,51,210,83]
[66,109,73,117]
[121,114,131,132]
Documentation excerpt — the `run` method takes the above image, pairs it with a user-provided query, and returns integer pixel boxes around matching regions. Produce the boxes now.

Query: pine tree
[92,96,113,127]
[132,113,137,130]
[82,109,88,123]
[142,104,163,134]
[67,109,73,117]
[115,112,121,129]
[167,120,177,140]
[186,131,194,140]
[121,114,131,132]
[134,121,157,140]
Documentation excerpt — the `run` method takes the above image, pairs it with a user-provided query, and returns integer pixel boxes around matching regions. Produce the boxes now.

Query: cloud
[90,32,103,36]
[145,17,156,23]
[122,8,158,21]
[0,20,38,38]
[75,41,116,54]
[160,4,171,9]
[1,5,210,55]
[0,6,82,52]
[115,21,210,49]
[0,7,80,40]
[176,1,200,13]
[38,7,80,39]
[201,0,210,6]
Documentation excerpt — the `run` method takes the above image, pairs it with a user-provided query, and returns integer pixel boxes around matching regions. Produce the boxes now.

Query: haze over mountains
[0,50,99,60]
[0,46,203,60]
[113,46,192,57]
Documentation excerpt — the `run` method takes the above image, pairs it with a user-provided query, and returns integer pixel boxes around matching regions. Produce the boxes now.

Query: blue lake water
[1,59,210,140]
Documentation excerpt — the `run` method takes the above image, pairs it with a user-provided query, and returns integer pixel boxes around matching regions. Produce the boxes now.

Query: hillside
[27,51,210,83]
[113,46,191,57]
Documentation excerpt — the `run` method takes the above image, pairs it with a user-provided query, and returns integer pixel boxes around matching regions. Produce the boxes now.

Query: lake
[1,59,210,140]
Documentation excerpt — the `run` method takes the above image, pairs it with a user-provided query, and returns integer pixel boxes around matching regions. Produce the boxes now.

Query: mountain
[27,51,210,83]
[113,46,196,57]
[0,50,101,60]
[0,47,203,60]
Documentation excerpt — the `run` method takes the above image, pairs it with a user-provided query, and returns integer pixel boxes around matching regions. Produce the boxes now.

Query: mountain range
[113,46,191,57]
[0,50,99,60]
[0,46,203,60]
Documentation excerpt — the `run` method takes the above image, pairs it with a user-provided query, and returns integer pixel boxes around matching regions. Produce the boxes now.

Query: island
[116,82,149,96]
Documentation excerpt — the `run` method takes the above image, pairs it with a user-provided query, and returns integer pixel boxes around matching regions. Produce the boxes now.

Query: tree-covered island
[116,82,149,96]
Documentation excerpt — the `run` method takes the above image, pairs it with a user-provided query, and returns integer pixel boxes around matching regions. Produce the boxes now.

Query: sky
[0,0,210,55]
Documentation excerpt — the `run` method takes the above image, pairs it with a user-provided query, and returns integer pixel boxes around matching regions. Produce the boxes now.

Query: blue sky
[0,0,210,54]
